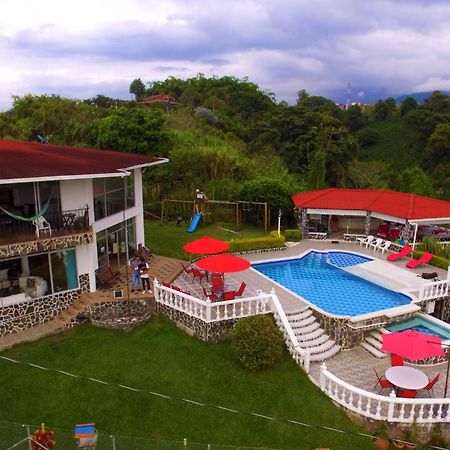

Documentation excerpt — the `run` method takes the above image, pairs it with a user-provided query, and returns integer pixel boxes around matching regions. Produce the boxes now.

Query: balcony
[0,207,92,247]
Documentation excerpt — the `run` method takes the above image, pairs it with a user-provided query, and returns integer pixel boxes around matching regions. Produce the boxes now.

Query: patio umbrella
[183,236,230,255]
[381,330,445,361]
[196,253,251,273]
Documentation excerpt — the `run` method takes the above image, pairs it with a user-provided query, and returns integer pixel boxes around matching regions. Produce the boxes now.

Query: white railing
[418,280,450,301]
[343,233,366,242]
[269,289,310,373]
[307,232,327,240]
[153,279,271,323]
[320,363,450,423]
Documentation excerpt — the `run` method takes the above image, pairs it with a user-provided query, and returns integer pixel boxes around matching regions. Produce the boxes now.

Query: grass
[0,316,375,449]
[145,220,270,259]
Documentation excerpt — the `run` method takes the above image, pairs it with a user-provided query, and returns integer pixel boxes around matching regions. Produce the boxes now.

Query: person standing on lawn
[129,254,141,293]
[139,257,150,293]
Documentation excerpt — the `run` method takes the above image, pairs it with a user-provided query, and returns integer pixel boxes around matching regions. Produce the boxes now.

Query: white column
[411,223,419,250]
[76,242,97,292]
[134,168,145,246]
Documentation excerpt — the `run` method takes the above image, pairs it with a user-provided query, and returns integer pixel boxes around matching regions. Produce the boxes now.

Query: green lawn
[145,220,270,259]
[0,316,375,449]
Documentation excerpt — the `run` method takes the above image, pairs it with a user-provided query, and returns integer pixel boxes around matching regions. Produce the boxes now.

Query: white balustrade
[343,233,366,242]
[153,279,271,324]
[307,232,327,240]
[418,279,450,301]
[319,363,450,423]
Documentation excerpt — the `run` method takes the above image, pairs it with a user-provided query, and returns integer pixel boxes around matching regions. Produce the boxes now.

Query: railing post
[320,362,327,390]
[206,299,211,322]
[387,390,396,421]
[153,278,160,303]
[304,349,310,374]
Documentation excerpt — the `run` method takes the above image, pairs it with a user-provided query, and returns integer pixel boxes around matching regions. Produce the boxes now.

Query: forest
[0,75,449,223]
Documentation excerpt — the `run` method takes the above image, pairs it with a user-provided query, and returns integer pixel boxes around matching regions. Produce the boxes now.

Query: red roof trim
[292,188,450,221]
[0,139,167,181]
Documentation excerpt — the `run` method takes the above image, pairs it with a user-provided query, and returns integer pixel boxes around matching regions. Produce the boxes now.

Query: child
[139,257,150,293]
[176,215,183,227]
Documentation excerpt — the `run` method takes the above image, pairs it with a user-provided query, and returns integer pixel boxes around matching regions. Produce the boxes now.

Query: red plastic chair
[391,354,404,367]
[181,263,194,278]
[406,252,433,269]
[212,275,224,292]
[171,285,181,291]
[202,286,218,301]
[424,374,440,397]
[398,389,417,398]
[387,245,412,262]
[234,282,247,297]
[373,369,395,394]
[222,291,235,301]
[191,268,207,283]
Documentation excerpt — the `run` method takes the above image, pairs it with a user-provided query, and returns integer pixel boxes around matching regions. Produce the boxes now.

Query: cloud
[1,0,450,109]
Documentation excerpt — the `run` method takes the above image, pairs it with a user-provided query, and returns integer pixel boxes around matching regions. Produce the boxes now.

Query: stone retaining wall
[156,303,236,341]
[0,289,80,337]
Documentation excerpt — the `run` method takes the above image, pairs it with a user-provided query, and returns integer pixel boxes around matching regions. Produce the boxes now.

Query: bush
[227,234,285,252]
[283,229,302,241]
[232,315,285,371]
[411,250,450,270]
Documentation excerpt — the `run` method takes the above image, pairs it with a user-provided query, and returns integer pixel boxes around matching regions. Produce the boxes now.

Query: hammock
[0,195,52,222]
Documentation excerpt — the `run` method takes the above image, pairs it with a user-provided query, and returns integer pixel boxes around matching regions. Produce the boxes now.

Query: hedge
[283,229,302,241]
[227,233,286,252]
[411,250,450,271]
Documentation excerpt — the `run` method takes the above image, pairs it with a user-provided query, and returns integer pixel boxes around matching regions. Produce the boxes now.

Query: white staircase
[360,328,388,358]
[286,307,341,362]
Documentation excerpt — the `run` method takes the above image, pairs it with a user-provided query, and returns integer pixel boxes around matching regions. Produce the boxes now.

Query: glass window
[28,253,51,296]
[50,250,78,293]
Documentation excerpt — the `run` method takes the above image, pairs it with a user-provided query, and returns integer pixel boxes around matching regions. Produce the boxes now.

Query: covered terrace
[292,188,450,248]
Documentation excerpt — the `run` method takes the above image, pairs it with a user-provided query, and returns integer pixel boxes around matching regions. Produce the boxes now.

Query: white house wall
[60,178,94,224]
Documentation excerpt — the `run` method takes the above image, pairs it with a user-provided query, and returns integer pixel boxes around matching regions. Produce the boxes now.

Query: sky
[1,0,450,110]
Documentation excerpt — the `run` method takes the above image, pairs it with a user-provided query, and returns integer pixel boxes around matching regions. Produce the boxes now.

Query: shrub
[411,250,450,270]
[227,234,285,252]
[231,315,285,371]
[420,236,450,260]
[283,229,302,241]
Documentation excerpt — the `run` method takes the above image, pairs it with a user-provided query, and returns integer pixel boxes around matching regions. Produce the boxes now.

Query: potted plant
[372,421,391,450]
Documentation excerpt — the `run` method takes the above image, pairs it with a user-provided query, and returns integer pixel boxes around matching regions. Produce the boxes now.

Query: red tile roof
[0,139,167,182]
[292,188,450,221]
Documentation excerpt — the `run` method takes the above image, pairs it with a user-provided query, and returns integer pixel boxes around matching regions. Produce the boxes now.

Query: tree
[426,122,450,165]
[307,146,327,189]
[423,91,450,113]
[129,78,146,102]
[374,100,389,120]
[385,97,396,111]
[400,97,418,116]
[91,107,171,155]
[344,104,364,131]
[397,167,437,197]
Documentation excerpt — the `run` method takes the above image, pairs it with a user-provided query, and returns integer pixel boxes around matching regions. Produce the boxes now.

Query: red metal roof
[0,139,167,182]
[292,188,450,220]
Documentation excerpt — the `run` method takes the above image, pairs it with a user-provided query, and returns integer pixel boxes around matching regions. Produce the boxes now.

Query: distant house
[142,94,178,111]
[0,139,167,313]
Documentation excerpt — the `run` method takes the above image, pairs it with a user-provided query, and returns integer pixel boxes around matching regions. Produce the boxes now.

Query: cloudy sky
[1,0,450,110]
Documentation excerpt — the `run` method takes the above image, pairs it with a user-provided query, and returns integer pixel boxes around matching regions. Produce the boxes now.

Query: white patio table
[385,366,429,390]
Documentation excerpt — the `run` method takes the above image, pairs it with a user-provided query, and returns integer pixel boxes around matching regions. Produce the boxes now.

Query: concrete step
[287,309,313,322]
[298,333,330,348]
[361,341,387,358]
[366,336,383,350]
[286,305,310,316]
[296,327,324,342]
[307,339,336,355]
[291,315,316,328]
[309,344,341,362]
[295,321,321,335]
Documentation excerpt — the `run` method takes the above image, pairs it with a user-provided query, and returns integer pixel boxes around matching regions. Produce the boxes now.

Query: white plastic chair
[33,215,52,237]
[370,237,383,250]
[379,240,392,254]
[358,235,374,247]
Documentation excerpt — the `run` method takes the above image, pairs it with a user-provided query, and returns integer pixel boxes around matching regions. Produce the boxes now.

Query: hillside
[395,91,450,104]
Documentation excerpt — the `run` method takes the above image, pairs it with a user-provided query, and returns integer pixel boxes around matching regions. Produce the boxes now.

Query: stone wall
[156,303,237,341]
[0,232,93,258]
[0,288,80,337]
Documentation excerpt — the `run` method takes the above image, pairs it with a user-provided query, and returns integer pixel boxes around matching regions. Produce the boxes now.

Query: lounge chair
[369,237,383,250]
[378,240,392,254]
[373,369,395,394]
[387,245,412,262]
[357,235,374,247]
[406,252,433,269]
[424,374,440,397]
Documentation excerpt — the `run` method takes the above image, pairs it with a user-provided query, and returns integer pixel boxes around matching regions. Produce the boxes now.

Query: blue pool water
[387,317,450,340]
[252,251,411,316]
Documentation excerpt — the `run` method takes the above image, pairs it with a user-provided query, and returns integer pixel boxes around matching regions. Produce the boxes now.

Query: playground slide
[187,213,201,233]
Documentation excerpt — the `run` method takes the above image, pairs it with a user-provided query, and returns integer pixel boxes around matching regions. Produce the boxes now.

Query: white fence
[153,279,271,323]
[320,363,450,423]
[307,232,327,240]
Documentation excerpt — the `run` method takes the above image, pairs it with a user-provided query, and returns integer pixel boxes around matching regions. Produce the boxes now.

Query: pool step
[295,321,321,335]
[291,315,316,328]
[286,309,313,322]
[298,332,329,348]
[361,330,388,358]
[296,327,324,342]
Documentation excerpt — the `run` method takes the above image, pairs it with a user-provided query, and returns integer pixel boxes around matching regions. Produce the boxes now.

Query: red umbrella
[381,330,445,361]
[196,254,251,273]
[183,236,230,255]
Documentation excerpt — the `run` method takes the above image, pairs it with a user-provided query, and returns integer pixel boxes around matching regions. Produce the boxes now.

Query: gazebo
[292,188,450,247]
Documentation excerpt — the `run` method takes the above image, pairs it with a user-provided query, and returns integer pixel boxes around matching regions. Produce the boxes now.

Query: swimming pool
[252,251,412,317]
[387,316,450,340]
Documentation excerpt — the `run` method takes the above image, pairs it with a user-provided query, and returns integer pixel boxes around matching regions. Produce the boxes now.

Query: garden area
[0,315,374,449]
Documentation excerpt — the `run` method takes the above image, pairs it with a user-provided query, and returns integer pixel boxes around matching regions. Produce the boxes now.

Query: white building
[0,139,167,332]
